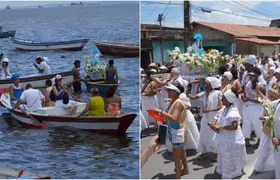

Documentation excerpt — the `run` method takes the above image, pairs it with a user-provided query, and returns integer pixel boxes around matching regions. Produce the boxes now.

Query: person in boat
[13,84,45,112]
[33,56,51,75]
[105,59,118,84]
[44,79,55,107]
[104,86,121,116]
[9,74,24,106]
[78,88,106,117]
[68,60,83,93]
[1,58,11,79]
[52,74,78,116]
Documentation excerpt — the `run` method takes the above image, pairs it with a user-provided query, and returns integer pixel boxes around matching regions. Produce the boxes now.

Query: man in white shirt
[14,84,45,112]
[257,56,268,78]
[33,56,51,75]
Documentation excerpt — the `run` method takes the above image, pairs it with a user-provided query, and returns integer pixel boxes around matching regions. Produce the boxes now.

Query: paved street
[141,125,275,179]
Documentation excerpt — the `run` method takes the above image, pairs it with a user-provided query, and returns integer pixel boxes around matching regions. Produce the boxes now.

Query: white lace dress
[214,106,247,179]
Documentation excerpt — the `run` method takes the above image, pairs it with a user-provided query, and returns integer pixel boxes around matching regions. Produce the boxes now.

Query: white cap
[165,82,181,93]
[2,58,9,63]
[55,74,63,80]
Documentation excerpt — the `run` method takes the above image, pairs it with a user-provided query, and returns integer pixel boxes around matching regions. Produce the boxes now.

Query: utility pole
[184,1,190,53]
[158,14,164,64]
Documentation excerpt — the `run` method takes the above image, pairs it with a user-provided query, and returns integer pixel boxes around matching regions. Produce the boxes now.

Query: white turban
[246,55,256,65]
[179,93,191,107]
[206,77,221,89]
[223,71,233,81]
[2,58,9,63]
[224,89,237,104]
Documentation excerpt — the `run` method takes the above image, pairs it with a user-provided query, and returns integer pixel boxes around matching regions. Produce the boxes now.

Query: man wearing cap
[13,84,45,112]
[1,57,11,79]
[33,56,51,75]
[242,55,266,89]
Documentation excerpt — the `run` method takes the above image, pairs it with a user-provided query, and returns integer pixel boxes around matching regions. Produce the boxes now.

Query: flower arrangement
[84,55,106,80]
[256,97,278,152]
[167,47,225,76]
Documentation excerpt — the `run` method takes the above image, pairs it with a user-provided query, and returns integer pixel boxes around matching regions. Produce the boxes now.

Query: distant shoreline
[0,1,138,10]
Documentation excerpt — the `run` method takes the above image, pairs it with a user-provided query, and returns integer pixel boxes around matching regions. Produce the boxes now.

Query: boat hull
[12,38,89,51]
[95,41,139,57]
[0,31,16,38]
[85,80,119,94]
[0,165,50,179]
[0,71,73,89]
[9,110,136,135]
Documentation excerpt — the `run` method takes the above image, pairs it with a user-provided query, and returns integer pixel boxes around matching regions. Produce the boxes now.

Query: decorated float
[84,48,119,94]
[167,33,231,77]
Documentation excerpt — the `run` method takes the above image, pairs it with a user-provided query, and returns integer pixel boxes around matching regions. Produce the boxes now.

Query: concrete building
[141,21,280,68]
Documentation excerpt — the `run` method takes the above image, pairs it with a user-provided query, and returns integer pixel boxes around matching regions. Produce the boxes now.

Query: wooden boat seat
[36,101,86,116]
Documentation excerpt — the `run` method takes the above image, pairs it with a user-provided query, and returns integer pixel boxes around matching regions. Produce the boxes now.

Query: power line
[192,5,272,22]
[232,1,275,19]
[237,1,277,18]
[162,1,171,15]
[142,1,160,22]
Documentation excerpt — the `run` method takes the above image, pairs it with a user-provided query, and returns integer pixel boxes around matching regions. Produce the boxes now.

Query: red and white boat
[0,93,136,134]
[0,71,73,89]
[0,165,50,179]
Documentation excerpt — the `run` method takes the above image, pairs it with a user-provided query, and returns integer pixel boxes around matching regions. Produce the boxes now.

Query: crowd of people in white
[141,54,280,179]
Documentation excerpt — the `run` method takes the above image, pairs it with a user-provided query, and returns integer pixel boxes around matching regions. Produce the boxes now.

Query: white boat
[11,38,89,51]
[1,92,136,134]
[0,71,73,89]
[0,165,50,179]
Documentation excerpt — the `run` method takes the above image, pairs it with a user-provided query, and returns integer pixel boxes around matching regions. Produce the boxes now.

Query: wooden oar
[66,91,81,102]
[12,103,48,129]
[20,109,48,130]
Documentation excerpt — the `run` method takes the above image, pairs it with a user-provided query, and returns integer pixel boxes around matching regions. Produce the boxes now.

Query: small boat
[11,38,89,51]
[0,165,50,179]
[0,31,16,38]
[85,80,120,94]
[94,41,139,57]
[0,71,73,89]
[1,93,136,134]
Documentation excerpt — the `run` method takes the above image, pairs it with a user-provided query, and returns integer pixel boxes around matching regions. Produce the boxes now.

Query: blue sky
[141,1,280,27]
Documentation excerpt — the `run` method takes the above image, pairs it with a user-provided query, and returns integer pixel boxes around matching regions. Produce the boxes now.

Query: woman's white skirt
[190,82,200,107]
[274,152,280,179]
[141,95,159,127]
[242,102,263,138]
[254,132,275,172]
[140,110,148,130]
[216,141,247,179]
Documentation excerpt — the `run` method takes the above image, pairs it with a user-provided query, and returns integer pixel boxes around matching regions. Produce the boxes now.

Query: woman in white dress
[141,70,159,129]
[241,67,265,147]
[272,96,280,179]
[189,77,222,160]
[253,84,280,173]
[211,89,247,179]
[1,58,11,79]
[265,67,277,96]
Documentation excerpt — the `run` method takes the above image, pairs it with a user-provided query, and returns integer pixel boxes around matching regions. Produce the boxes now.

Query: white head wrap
[206,77,221,89]
[227,63,233,70]
[269,67,276,73]
[224,89,237,104]
[179,93,191,107]
[223,71,233,81]
[246,55,256,65]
